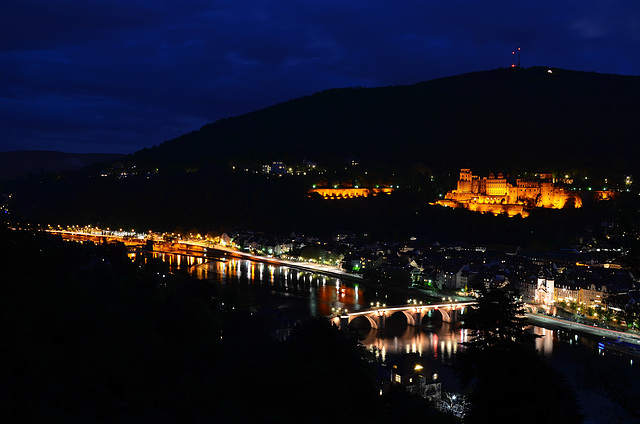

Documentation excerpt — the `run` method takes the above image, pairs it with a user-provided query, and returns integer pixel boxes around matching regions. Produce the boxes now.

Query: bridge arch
[422,308,442,322]
[429,307,451,322]
[384,310,419,327]
[349,314,379,330]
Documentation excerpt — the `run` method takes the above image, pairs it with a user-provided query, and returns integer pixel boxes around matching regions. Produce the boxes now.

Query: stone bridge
[308,187,395,199]
[331,301,477,330]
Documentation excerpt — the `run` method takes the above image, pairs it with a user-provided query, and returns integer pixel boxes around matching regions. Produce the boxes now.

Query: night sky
[2,1,639,154]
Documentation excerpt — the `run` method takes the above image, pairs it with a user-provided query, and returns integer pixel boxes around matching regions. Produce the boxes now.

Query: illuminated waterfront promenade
[526,313,640,345]
[49,229,640,346]
[48,229,362,281]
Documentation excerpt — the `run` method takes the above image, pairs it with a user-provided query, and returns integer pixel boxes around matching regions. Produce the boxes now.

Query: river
[146,250,639,423]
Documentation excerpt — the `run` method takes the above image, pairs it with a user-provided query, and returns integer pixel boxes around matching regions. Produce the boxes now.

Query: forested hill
[128,67,640,176]
[0,151,124,181]
[5,67,640,242]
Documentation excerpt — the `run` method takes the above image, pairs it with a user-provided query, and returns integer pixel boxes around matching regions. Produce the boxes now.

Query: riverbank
[208,245,364,282]
[207,246,480,304]
[525,313,640,346]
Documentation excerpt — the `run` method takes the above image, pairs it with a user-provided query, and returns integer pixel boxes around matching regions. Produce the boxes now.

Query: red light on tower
[510,48,522,68]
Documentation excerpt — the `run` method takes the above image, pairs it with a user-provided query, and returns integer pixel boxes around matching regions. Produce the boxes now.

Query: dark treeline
[0,151,125,181]
[0,229,457,423]
[7,167,640,253]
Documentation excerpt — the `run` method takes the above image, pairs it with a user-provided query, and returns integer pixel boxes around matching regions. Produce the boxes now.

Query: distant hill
[0,151,124,181]
[127,67,640,177]
[5,68,640,245]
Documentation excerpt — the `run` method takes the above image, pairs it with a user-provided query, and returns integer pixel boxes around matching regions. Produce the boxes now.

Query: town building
[388,353,441,402]
[535,270,555,305]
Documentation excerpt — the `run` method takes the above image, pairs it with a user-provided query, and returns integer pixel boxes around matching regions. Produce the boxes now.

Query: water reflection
[133,252,206,270]
[533,326,555,356]
[194,258,373,318]
[140,251,636,377]
[360,323,466,365]
[128,249,640,421]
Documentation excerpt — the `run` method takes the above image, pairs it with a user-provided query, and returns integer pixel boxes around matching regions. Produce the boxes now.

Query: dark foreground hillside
[0,229,461,423]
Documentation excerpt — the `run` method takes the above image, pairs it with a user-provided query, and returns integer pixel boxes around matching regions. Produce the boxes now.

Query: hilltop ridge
[126,67,640,177]
[0,151,124,181]
[4,67,640,243]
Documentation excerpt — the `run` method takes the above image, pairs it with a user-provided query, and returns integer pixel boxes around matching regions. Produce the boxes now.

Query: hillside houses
[352,239,637,312]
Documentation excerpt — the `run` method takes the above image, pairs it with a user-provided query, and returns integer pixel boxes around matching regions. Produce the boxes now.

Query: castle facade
[437,169,582,217]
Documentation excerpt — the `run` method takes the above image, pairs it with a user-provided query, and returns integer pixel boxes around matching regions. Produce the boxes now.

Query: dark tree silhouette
[0,229,458,424]
[457,285,583,424]
[461,285,535,357]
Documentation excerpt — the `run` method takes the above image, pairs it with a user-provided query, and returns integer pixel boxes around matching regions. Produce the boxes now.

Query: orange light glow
[435,168,581,217]
[308,187,394,199]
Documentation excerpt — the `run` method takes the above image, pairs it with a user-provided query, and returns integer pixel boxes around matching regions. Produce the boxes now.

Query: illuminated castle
[436,169,582,217]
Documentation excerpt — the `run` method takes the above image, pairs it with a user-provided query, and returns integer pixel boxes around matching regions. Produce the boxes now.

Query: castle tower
[457,169,473,193]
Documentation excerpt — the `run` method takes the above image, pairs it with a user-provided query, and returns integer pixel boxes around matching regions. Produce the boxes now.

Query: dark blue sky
[2,0,639,154]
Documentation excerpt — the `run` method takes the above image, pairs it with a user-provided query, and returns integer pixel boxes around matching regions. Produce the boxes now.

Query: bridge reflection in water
[361,323,471,365]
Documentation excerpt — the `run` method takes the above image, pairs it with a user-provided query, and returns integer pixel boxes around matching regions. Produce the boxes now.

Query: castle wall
[471,178,483,194]
[514,179,542,202]
[467,202,529,218]
[485,176,508,196]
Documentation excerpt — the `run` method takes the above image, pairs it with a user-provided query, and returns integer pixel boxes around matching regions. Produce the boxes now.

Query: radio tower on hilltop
[511,47,521,68]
